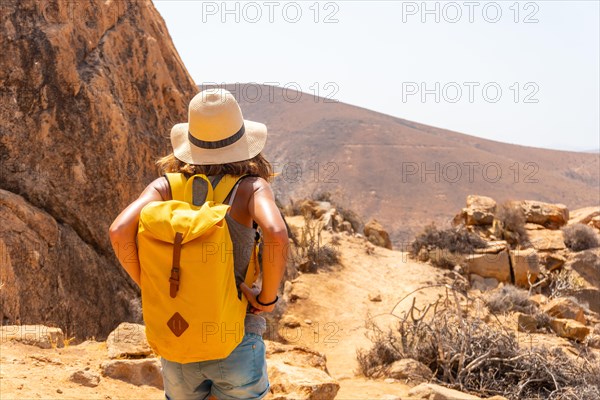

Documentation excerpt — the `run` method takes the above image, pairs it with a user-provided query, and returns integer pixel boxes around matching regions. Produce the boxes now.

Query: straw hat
[170,88,267,165]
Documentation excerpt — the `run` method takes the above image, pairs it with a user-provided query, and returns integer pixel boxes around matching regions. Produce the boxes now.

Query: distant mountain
[204,84,600,246]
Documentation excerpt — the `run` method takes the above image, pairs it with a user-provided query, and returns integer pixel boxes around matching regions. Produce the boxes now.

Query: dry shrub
[410,223,487,257]
[294,213,340,273]
[548,269,585,299]
[313,191,332,202]
[495,202,528,247]
[430,253,457,269]
[562,224,600,252]
[337,206,363,233]
[485,285,535,314]
[357,288,600,399]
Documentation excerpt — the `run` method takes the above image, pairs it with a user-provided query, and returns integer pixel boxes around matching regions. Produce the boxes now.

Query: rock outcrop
[0,0,197,338]
[510,200,569,229]
[1,324,64,349]
[364,219,393,249]
[454,195,497,226]
[106,322,153,359]
[266,341,340,400]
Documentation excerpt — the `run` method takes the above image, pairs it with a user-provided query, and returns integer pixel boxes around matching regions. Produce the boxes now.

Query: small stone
[386,358,433,382]
[101,359,163,389]
[280,315,302,328]
[57,389,63,394]
[470,274,499,291]
[304,319,313,325]
[368,293,382,302]
[409,383,482,400]
[517,313,540,333]
[383,378,397,383]
[69,369,101,387]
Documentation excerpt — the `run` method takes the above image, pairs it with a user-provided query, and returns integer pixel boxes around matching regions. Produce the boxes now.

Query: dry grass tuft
[357,286,600,399]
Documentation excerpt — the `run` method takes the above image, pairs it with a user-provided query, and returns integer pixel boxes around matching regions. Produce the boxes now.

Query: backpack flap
[139,200,229,245]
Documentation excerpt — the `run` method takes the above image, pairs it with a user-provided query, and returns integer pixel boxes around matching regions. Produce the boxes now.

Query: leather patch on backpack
[167,312,189,337]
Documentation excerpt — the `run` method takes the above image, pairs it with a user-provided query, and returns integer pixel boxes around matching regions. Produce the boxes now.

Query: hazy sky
[153,1,600,152]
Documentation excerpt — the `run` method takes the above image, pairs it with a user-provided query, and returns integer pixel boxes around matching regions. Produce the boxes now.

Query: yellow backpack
[137,173,259,363]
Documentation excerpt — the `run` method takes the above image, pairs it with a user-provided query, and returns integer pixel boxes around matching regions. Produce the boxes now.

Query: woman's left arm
[109,178,166,286]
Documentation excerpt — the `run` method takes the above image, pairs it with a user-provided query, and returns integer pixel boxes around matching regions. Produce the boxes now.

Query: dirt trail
[280,220,450,399]
[0,223,449,400]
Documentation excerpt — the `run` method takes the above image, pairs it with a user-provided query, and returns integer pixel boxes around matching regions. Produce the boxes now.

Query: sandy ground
[0,223,451,400]
[0,340,163,400]
[279,220,451,399]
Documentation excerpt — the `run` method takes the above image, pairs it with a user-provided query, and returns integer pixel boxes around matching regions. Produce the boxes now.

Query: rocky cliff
[0,0,197,338]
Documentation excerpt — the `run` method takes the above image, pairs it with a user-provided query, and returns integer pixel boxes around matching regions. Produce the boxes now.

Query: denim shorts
[160,333,269,400]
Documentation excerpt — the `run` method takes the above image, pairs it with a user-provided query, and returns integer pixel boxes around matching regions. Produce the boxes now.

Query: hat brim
[170,120,267,165]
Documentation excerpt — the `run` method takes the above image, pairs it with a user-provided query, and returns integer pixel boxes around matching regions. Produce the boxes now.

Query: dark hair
[156,152,273,181]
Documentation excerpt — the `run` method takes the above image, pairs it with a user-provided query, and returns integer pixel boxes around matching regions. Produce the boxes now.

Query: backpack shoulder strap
[164,173,187,201]
[213,174,248,204]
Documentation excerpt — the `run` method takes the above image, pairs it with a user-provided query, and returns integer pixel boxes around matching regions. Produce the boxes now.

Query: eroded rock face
[0,0,197,338]
[0,190,137,338]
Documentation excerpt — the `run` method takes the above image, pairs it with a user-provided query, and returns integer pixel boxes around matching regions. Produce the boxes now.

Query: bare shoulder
[237,176,273,200]
[147,176,170,201]
[239,176,270,191]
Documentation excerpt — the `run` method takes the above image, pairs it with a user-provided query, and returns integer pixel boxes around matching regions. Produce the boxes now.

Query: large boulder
[566,249,600,288]
[465,249,511,283]
[462,195,497,226]
[266,341,339,400]
[509,248,539,288]
[526,229,566,251]
[0,0,197,338]
[364,219,393,250]
[542,298,586,324]
[0,324,64,349]
[549,318,591,342]
[106,323,153,359]
[510,200,569,229]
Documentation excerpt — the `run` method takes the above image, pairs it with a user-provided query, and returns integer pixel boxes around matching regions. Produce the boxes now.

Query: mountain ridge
[205,83,599,244]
